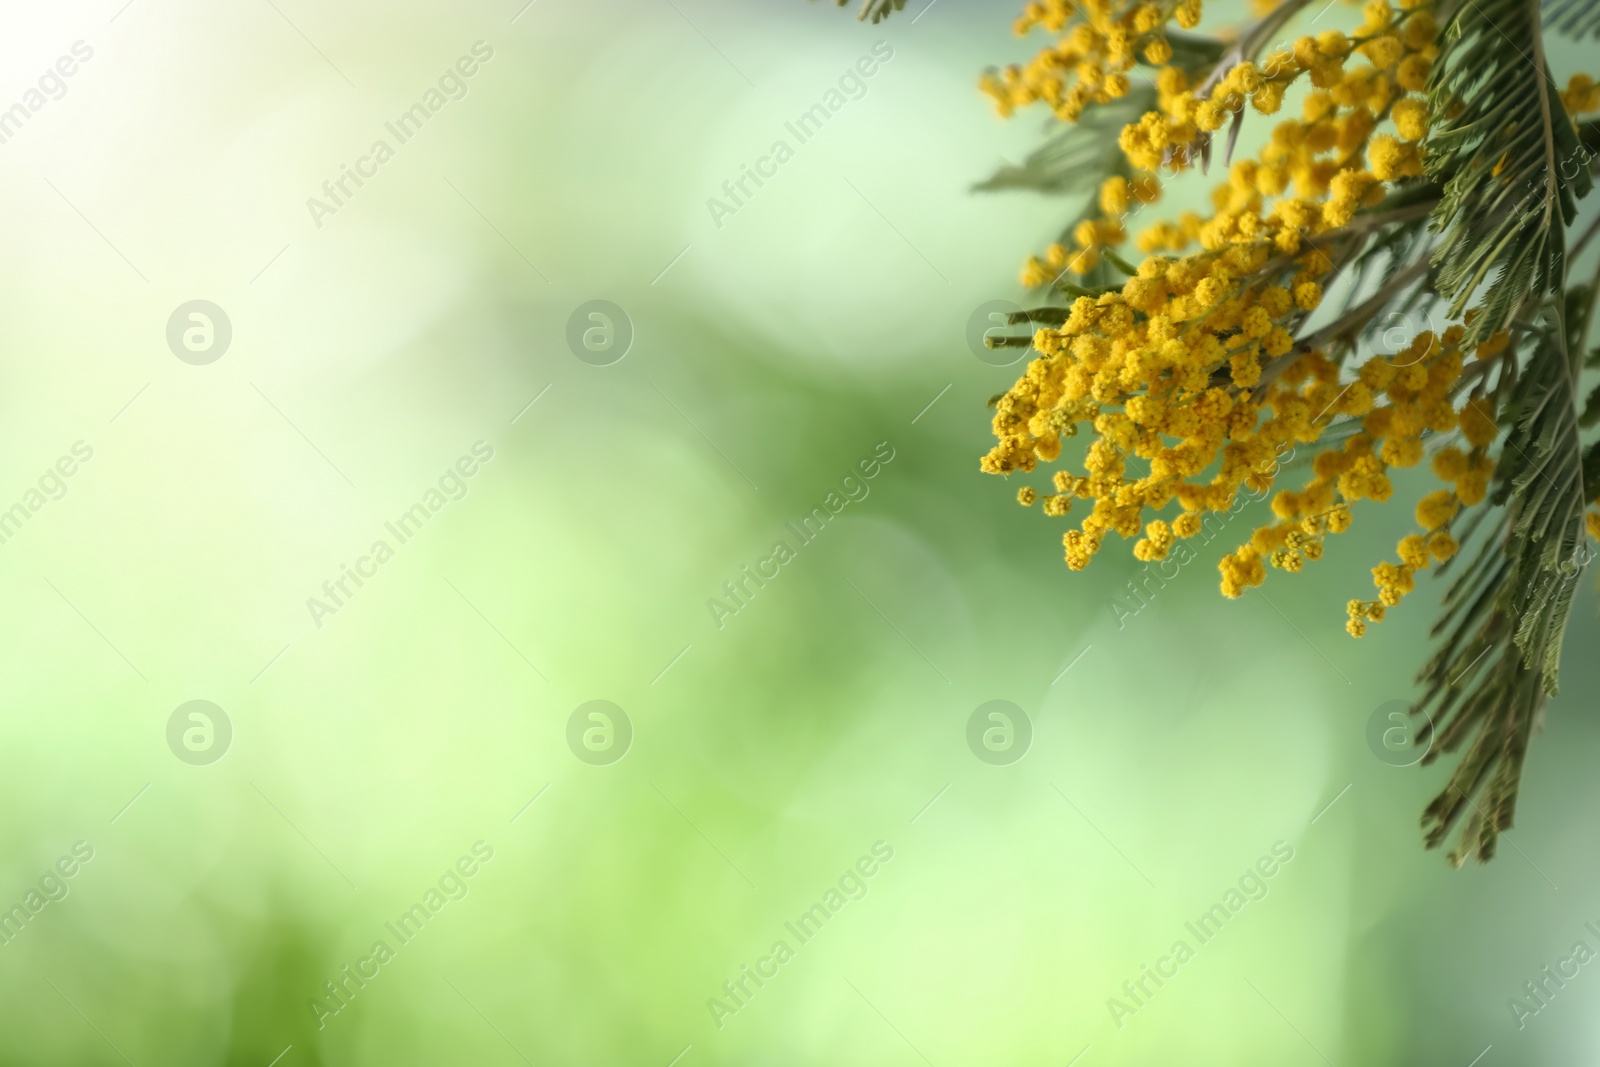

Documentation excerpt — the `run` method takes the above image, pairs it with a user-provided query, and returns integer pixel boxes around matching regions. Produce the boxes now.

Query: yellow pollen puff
[1562,73,1600,115]
[1396,54,1429,92]
[1401,11,1436,49]
[1259,286,1293,316]
[1474,331,1511,360]
[1100,176,1130,215]
[1360,34,1404,68]
[1380,435,1423,467]
[1431,446,1468,480]
[1392,97,1428,140]
[1132,4,1163,31]
[1361,0,1393,29]
[1293,281,1323,310]
[1415,489,1458,531]
[1368,134,1414,179]
[1459,397,1497,446]
[1397,533,1430,569]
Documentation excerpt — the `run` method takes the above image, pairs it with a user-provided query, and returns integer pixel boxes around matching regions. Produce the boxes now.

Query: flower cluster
[1561,73,1600,116]
[978,0,1539,634]
[981,0,1202,123]
[1004,0,1439,289]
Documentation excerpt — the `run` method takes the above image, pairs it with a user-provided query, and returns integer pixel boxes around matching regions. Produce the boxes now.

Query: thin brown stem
[1570,211,1600,265]
[1253,256,1435,397]
[1245,201,1438,284]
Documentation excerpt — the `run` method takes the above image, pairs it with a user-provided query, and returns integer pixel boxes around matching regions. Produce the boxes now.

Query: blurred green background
[1,0,1598,1063]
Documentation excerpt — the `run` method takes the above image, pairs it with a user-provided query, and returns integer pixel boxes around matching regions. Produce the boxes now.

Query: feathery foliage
[974,89,1155,196]
[830,0,907,23]
[826,0,1600,866]
[1416,295,1590,863]
[1543,0,1600,39]
[1426,0,1591,343]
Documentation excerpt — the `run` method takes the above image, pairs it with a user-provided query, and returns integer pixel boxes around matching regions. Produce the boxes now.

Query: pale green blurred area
[1,0,1600,1064]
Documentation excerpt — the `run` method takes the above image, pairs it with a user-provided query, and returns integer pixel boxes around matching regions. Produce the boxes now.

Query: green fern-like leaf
[972,89,1154,196]
[1415,298,1590,864]
[831,0,907,23]
[1541,0,1600,38]
[1425,0,1591,344]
